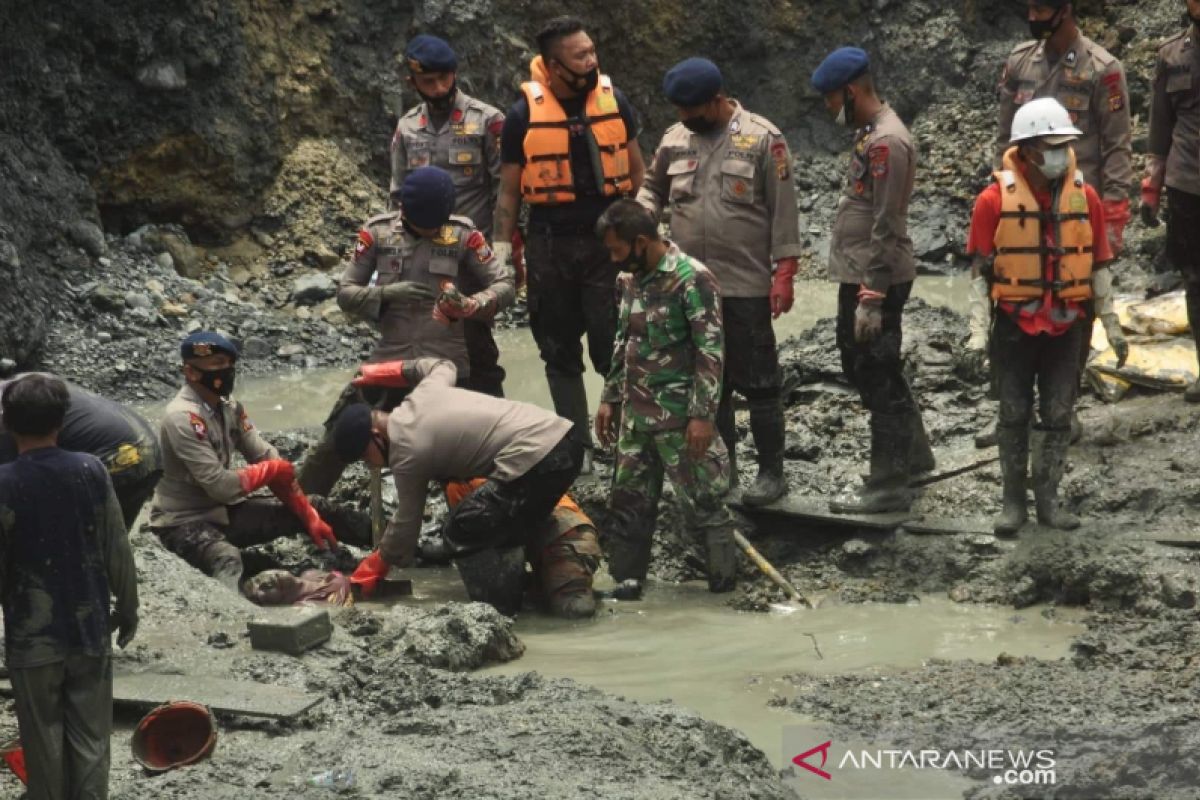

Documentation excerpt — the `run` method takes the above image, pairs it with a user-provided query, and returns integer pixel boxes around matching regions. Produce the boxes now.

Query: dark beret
[400,167,457,230]
[332,403,374,463]
[180,331,239,361]
[811,47,870,94]
[405,35,458,74]
[663,57,723,107]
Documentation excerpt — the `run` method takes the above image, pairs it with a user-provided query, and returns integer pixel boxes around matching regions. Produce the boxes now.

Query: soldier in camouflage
[594,200,738,598]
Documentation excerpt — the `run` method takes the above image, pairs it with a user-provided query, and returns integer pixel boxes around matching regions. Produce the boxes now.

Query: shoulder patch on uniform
[465,229,494,262]
[771,140,790,181]
[237,406,255,433]
[354,228,374,259]
[187,412,207,440]
[487,116,504,137]
[869,144,890,178]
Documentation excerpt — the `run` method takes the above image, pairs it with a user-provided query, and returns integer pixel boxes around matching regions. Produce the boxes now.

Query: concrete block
[247,607,332,655]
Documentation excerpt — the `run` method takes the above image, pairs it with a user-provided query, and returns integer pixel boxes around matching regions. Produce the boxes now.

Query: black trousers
[720,296,782,399]
[992,311,1084,431]
[1167,187,1200,289]
[460,320,506,398]
[443,432,584,555]
[835,281,919,416]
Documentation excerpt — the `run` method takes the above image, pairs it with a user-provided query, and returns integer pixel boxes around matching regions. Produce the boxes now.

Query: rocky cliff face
[0,0,1183,372]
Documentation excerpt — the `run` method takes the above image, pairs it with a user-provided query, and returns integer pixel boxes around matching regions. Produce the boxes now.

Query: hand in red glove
[238,459,294,495]
[512,230,527,291]
[1140,177,1162,228]
[770,257,798,319]
[352,360,414,388]
[1102,198,1131,255]
[269,478,338,551]
[350,550,390,599]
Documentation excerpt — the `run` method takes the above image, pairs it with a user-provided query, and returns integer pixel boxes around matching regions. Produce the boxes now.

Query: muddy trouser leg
[111,464,163,531]
[606,425,665,582]
[224,497,307,547]
[11,652,112,800]
[657,428,738,592]
[993,312,1038,534]
[460,319,506,398]
[723,297,785,504]
[1031,319,1085,529]
[153,520,244,589]
[1167,188,1200,398]
[715,384,738,482]
[531,512,602,618]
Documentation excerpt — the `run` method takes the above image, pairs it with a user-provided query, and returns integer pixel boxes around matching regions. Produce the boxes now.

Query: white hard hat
[1009,97,1082,145]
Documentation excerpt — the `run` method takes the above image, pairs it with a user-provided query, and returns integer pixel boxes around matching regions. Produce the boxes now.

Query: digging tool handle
[369,467,383,548]
[732,530,810,608]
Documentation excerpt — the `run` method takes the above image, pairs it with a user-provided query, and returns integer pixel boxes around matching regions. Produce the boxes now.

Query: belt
[526,220,600,237]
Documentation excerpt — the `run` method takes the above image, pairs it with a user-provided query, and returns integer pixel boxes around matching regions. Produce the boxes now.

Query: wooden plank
[901,517,993,536]
[1132,529,1200,549]
[730,496,915,530]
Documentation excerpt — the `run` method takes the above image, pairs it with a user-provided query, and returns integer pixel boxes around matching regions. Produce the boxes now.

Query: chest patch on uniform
[354,229,374,260]
[188,412,208,440]
[724,149,756,163]
[771,141,790,181]
[854,179,866,196]
[1064,50,1077,67]
[732,179,749,196]
[466,230,494,263]
[869,145,889,178]
[453,147,476,161]
[239,408,255,433]
[731,134,760,150]
[433,226,459,246]
[431,246,458,258]
[451,109,464,123]
[452,122,481,135]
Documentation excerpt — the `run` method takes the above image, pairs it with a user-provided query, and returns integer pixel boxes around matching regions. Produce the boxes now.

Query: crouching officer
[297,166,514,496]
[595,200,739,598]
[966,98,1124,536]
[149,332,342,589]
[0,376,161,527]
[331,357,582,616]
[811,47,935,514]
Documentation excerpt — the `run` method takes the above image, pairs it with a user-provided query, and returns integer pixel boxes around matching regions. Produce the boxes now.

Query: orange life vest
[519,57,632,205]
[444,478,591,531]
[991,146,1093,302]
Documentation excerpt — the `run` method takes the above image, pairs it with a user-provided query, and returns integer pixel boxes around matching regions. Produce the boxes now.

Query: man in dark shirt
[0,373,138,799]
[0,376,162,527]
[492,15,645,470]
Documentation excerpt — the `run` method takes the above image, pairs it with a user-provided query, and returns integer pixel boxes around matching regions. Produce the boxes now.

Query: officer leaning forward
[637,57,802,507]
[297,167,514,495]
[149,331,343,590]
[390,34,510,398]
[811,47,935,515]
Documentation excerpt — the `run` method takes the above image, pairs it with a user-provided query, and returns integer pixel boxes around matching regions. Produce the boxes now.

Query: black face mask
[1190,10,1200,26]
[617,242,649,273]
[196,365,235,398]
[1029,7,1065,40]
[417,82,457,114]
[556,62,599,94]
[682,115,720,135]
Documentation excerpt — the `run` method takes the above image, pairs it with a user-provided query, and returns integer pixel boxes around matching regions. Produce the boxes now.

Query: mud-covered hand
[436,285,491,320]
[381,281,436,304]
[685,418,714,462]
[238,459,294,494]
[967,274,990,351]
[350,550,390,599]
[1140,177,1161,228]
[770,257,798,319]
[111,612,138,649]
[853,287,884,344]
[352,360,415,388]
[595,402,619,448]
[270,479,338,551]
[1102,314,1129,368]
[1103,198,1131,255]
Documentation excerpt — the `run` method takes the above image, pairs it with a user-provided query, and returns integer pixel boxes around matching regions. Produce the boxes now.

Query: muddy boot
[547,374,593,473]
[704,526,738,593]
[1031,427,1081,530]
[1069,412,1083,445]
[455,546,527,616]
[741,398,786,507]
[993,425,1028,537]
[1186,293,1200,403]
[609,579,644,601]
[542,525,601,619]
[604,513,654,596]
[908,408,936,475]
[974,420,998,449]
[830,414,913,514]
[296,429,349,496]
[553,592,598,619]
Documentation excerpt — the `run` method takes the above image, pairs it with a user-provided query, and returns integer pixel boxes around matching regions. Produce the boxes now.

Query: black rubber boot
[703,526,738,593]
[830,413,913,514]
[993,425,1029,537]
[455,546,527,616]
[741,398,786,507]
[909,407,936,475]
[974,420,998,449]
[604,513,655,593]
[547,374,593,473]
[1031,427,1081,530]
[1186,292,1200,403]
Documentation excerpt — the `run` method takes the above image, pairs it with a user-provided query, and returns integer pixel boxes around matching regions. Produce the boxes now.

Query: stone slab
[730,497,915,530]
[247,607,331,655]
[900,517,994,536]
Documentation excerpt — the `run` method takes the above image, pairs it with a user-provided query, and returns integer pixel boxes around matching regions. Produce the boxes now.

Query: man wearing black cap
[637,56,802,506]
[150,331,341,589]
[492,16,645,472]
[332,357,581,615]
[811,47,934,514]
[390,33,511,399]
[297,166,514,496]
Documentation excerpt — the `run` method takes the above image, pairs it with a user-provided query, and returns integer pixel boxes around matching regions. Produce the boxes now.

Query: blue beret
[811,47,870,94]
[663,57,723,107]
[405,35,458,74]
[332,403,374,463]
[400,167,456,230]
[181,330,239,361]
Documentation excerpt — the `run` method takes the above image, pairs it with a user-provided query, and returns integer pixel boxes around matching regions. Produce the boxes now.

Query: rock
[277,343,305,357]
[294,306,312,320]
[87,285,126,314]
[124,292,152,310]
[229,266,254,287]
[309,243,341,269]
[154,252,175,272]
[136,60,187,90]
[65,220,106,258]
[387,602,525,671]
[160,302,188,318]
[291,272,337,305]
[159,233,203,278]
[97,331,113,344]
[320,305,346,326]
[242,336,273,358]
[0,358,15,376]
[144,278,166,298]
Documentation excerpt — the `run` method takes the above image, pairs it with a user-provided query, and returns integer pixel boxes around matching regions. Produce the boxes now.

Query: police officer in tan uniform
[297,167,514,496]
[390,35,509,398]
[1143,2,1200,403]
[637,58,802,507]
[150,332,342,590]
[812,47,935,514]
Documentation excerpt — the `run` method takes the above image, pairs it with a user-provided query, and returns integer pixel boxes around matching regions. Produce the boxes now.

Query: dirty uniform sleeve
[407,357,458,388]
[485,112,505,210]
[635,137,670,220]
[462,232,515,318]
[379,471,427,566]
[685,270,724,421]
[389,122,407,201]
[233,402,280,465]
[763,133,803,261]
[161,411,245,504]
[601,275,633,404]
[337,226,384,320]
[100,476,138,623]
[1148,50,1175,163]
[1094,60,1133,201]
[864,135,912,292]
[995,55,1019,168]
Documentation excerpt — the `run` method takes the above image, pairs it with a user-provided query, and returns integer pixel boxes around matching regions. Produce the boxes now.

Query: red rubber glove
[1102,198,1130,255]
[269,478,338,551]
[352,360,413,388]
[238,459,294,494]
[770,257,798,318]
[1140,177,1161,228]
[350,550,389,599]
[512,230,527,291]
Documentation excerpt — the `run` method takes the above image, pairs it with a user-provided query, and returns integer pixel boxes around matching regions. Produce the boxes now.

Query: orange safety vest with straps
[519,57,632,205]
[991,145,1093,303]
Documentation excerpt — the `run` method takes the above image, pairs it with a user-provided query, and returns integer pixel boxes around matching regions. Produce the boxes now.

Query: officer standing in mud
[1143,1,1200,403]
[149,331,343,590]
[637,57,802,507]
[0,376,161,527]
[389,34,511,399]
[594,199,739,598]
[297,167,514,496]
[811,47,935,514]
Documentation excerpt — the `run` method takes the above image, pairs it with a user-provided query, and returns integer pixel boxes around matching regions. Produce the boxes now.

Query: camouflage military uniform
[600,243,737,586]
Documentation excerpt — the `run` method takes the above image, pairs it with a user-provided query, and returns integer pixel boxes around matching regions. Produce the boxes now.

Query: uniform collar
[180,383,226,416]
[863,103,890,134]
[641,242,682,283]
[1036,31,1084,65]
[420,90,470,133]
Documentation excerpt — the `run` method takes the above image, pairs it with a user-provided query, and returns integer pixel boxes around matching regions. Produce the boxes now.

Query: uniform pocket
[1056,89,1092,131]
[1167,71,1193,95]
[448,147,482,182]
[645,296,687,350]
[428,256,460,282]
[720,159,757,205]
[407,147,433,168]
[667,158,698,202]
